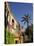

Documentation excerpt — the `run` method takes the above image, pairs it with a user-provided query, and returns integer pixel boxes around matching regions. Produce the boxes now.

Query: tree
[21,14,32,43]
[25,24,33,42]
[21,14,31,28]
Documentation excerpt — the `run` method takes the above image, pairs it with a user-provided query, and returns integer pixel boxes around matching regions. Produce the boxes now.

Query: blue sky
[8,2,33,29]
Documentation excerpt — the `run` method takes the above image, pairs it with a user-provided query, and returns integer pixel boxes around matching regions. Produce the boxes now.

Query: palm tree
[21,14,31,28]
[21,14,31,42]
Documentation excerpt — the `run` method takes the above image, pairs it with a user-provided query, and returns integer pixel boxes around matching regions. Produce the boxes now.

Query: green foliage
[5,28,15,44]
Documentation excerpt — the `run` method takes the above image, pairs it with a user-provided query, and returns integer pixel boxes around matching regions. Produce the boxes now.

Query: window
[12,19,14,28]
[15,40,18,44]
[12,19,14,23]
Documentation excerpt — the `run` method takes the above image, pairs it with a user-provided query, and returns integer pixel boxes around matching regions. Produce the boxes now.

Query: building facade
[5,2,24,44]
